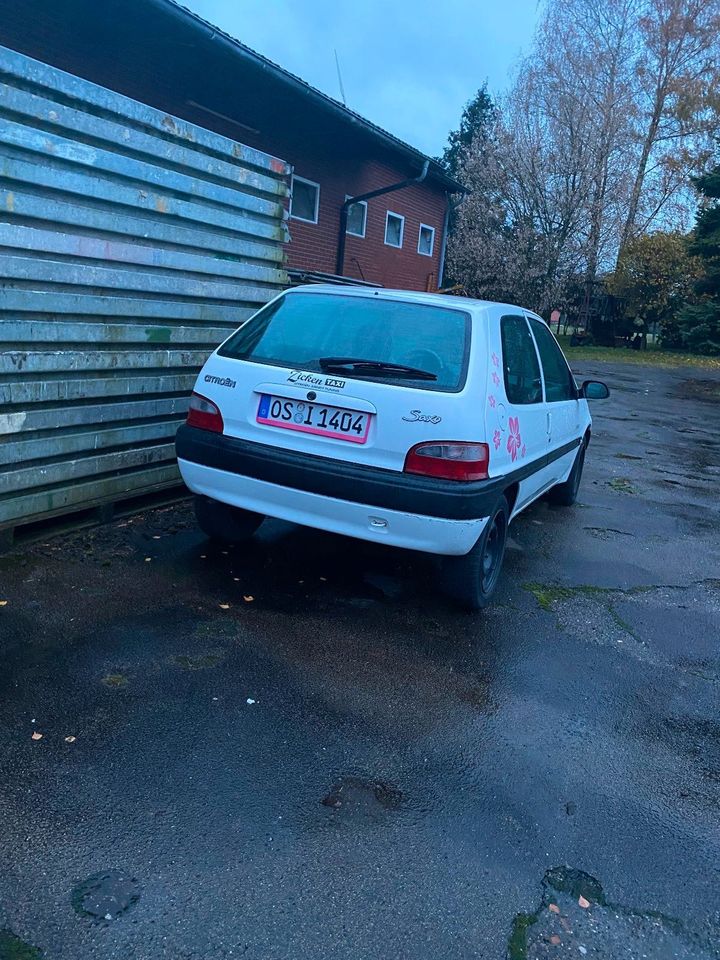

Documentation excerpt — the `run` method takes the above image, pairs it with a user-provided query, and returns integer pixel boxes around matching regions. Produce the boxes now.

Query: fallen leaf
[578,895,590,909]
[152,535,161,540]
[550,935,561,946]
[144,557,152,563]
[219,603,230,610]
[31,731,43,740]
[549,903,560,914]
[64,736,76,743]
[246,698,256,705]
[243,595,254,603]
[559,916,572,932]
[0,600,8,607]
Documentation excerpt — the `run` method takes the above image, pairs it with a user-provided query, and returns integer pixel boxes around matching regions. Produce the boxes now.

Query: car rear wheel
[194,495,264,543]
[547,439,586,506]
[440,496,509,611]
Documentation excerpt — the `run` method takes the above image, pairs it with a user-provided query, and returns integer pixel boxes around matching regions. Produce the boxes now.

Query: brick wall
[237,126,449,290]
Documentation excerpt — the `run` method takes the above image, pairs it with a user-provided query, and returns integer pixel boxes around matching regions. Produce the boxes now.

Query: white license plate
[256,394,371,443]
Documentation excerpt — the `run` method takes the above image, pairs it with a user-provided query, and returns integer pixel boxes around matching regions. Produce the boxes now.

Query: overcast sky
[182,0,540,157]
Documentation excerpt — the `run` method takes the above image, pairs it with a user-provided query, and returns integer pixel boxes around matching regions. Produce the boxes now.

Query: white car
[176,286,609,609]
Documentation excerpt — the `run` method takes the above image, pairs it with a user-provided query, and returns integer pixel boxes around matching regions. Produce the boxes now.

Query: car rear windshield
[217,292,471,392]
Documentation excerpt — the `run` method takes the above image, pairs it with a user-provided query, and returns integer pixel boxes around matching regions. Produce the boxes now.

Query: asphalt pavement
[0,360,718,960]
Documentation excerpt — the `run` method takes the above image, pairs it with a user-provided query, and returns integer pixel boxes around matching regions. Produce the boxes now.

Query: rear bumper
[178,458,488,555]
[175,425,507,521]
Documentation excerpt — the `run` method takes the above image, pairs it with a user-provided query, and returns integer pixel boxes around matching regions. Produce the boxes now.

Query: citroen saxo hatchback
[176,286,609,609]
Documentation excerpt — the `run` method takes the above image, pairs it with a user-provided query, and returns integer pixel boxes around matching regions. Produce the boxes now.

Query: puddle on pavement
[71,870,140,921]
[583,526,634,540]
[676,380,720,404]
[509,867,713,960]
[0,930,42,960]
[321,776,403,814]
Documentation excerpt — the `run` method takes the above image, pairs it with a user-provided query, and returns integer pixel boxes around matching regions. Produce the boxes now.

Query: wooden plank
[0,290,255,323]
[0,187,285,263]
[0,224,287,286]
[0,156,288,244]
[1,257,275,304]
[0,443,176,494]
[0,348,210,375]
[0,372,197,405]
[0,465,183,526]
[0,420,183,465]
[1,118,286,219]
[0,84,288,198]
[0,397,190,435]
[0,319,232,345]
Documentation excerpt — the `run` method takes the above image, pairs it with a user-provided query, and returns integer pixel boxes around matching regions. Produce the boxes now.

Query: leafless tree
[620,0,720,249]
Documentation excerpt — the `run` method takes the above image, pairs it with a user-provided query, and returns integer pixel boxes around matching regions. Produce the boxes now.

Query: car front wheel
[547,439,586,506]
[440,495,509,611]
[194,495,264,543]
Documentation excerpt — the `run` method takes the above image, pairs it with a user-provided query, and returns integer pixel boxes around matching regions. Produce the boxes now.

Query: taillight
[404,441,490,481]
[186,392,224,433]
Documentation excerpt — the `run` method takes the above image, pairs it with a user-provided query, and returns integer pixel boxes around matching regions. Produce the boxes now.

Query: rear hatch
[196,288,484,473]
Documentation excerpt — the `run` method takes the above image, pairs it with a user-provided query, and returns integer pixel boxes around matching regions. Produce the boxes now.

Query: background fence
[0,45,290,538]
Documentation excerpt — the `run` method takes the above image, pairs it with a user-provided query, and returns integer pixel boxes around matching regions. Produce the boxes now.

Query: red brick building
[0,0,465,291]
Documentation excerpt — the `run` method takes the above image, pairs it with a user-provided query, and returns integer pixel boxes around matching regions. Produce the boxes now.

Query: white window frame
[417,223,435,257]
[384,210,405,248]
[345,196,368,238]
[290,174,320,224]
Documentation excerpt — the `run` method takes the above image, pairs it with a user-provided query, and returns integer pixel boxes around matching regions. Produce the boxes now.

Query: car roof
[285,284,544,322]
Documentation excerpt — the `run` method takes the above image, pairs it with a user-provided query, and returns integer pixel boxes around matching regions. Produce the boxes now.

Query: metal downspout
[438,190,467,289]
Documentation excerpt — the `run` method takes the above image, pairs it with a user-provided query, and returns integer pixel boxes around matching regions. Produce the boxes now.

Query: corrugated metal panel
[0,44,290,532]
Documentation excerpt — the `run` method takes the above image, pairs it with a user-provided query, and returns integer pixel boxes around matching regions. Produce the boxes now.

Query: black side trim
[176,426,581,521]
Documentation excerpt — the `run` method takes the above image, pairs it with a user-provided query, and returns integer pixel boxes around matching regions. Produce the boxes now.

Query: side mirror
[580,380,610,400]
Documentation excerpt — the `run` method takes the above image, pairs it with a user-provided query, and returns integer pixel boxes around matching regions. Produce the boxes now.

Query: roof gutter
[336,160,429,277]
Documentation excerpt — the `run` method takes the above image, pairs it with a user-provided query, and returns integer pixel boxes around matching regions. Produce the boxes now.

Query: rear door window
[528,318,577,402]
[500,315,542,404]
[218,292,471,392]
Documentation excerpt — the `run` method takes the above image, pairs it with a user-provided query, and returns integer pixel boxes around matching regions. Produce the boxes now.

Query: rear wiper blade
[319,356,437,381]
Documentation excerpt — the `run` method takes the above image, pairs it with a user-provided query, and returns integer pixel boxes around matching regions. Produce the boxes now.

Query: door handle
[546,411,552,437]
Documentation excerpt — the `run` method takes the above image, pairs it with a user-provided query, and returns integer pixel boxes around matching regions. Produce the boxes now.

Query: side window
[290,175,320,223]
[500,315,542,404]
[528,318,577,402]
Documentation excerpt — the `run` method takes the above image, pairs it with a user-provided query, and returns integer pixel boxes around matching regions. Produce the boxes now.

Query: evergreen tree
[678,165,720,354]
[440,86,496,180]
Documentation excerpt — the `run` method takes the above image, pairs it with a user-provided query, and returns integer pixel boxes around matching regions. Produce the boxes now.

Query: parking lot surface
[1,360,719,960]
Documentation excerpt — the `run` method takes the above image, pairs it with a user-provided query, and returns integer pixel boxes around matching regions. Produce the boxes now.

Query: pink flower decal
[491,352,500,367]
[493,429,501,450]
[492,371,501,387]
[488,394,496,408]
[521,443,526,458]
[507,416,522,462]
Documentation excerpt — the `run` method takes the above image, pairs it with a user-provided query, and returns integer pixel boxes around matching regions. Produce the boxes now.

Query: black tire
[440,496,509,611]
[194,495,264,543]
[547,440,586,506]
